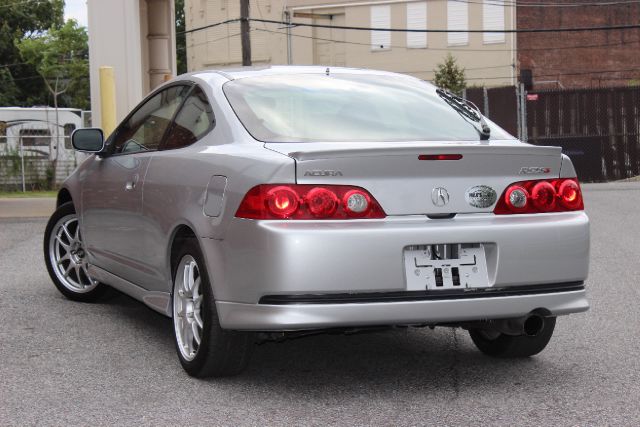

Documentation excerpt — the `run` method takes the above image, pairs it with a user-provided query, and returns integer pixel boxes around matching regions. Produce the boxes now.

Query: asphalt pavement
[0,197,56,218]
[0,183,639,426]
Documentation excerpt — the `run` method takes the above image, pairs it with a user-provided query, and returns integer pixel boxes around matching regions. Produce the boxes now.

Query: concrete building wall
[185,0,516,87]
[517,3,640,89]
[88,0,177,128]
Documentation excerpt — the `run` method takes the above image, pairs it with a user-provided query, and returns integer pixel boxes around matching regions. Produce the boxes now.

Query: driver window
[110,85,191,155]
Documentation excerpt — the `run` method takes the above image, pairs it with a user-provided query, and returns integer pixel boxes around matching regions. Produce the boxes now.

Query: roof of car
[188,65,411,81]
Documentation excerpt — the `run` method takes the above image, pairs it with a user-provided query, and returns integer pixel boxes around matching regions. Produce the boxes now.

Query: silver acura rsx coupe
[44,66,589,377]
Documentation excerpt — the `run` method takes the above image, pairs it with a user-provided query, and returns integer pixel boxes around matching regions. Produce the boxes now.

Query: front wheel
[468,316,557,358]
[44,202,107,302]
[172,238,253,377]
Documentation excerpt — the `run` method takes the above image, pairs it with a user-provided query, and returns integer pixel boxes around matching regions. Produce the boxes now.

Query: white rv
[0,107,88,162]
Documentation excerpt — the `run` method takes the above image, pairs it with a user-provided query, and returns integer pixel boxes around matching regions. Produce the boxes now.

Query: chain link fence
[0,122,79,191]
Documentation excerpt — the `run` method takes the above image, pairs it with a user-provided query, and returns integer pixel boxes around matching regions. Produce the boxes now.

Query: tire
[44,201,108,302]
[468,316,557,358]
[171,238,254,377]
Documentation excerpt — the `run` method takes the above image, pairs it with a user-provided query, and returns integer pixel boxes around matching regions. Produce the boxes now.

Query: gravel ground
[0,182,639,426]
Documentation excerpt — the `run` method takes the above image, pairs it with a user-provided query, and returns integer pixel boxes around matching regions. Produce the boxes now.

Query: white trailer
[0,107,87,162]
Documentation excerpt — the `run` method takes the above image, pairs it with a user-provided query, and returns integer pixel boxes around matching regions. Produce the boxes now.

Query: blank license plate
[404,244,490,291]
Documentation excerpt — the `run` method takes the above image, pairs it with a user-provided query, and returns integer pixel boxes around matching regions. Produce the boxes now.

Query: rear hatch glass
[223,73,514,143]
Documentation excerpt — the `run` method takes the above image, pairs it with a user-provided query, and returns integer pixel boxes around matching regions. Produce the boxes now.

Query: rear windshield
[223,74,513,142]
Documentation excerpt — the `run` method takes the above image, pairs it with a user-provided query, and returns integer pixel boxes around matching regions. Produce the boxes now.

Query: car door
[81,84,192,284]
[137,85,216,292]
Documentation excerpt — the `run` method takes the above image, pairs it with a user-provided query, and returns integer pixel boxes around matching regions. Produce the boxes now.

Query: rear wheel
[468,316,557,358]
[44,202,107,302]
[172,238,253,377]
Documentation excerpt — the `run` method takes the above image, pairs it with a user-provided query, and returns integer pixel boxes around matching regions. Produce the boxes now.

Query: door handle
[125,174,139,191]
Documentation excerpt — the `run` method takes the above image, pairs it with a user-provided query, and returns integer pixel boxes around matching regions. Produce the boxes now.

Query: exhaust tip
[523,314,545,336]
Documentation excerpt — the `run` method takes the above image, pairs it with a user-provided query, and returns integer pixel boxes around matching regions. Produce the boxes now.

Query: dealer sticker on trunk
[465,185,497,209]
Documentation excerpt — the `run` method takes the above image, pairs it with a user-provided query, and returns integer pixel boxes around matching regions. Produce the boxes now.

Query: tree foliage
[433,54,467,96]
[16,19,89,110]
[0,0,64,106]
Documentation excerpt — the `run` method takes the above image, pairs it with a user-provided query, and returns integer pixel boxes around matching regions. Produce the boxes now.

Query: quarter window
[163,86,214,150]
[110,85,191,155]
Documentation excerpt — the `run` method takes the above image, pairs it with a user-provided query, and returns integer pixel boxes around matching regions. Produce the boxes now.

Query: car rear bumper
[216,285,588,330]
[204,211,590,307]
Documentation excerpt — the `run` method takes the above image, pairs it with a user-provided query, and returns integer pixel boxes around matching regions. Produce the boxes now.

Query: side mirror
[72,128,106,154]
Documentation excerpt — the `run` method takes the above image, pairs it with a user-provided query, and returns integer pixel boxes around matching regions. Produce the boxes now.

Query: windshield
[223,74,514,143]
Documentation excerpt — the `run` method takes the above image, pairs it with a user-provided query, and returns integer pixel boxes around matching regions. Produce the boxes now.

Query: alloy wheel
[173,255,204,362]
[48,214,98,293]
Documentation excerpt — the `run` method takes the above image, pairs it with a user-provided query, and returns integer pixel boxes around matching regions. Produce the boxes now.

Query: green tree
[0,0,64,106]
[433,54,467,96]
[175,0,187,75]
[17,19,89,179]
[17,19,89,110]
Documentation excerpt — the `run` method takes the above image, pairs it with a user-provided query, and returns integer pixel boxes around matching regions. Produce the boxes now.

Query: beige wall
[88,0,177,127]
[185,0,516,87]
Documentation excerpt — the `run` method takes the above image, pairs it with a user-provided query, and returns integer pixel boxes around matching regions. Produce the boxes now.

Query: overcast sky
[64,0,88,28]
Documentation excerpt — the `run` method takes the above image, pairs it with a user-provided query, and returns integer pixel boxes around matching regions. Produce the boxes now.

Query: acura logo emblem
[431,187,450,207]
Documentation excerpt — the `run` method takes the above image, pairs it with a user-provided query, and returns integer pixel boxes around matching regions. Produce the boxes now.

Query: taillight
[504,185,529,212]
[265,186,299,218]
[305,187,339,218]
[557,179,582,210]
[236,185,386,220]
[531,181,556,211]
[342,189,371,217]
[494,178,584,215]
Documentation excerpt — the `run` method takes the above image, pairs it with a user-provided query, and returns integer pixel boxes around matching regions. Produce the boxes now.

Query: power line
[250,18,640,34]
[254,27,640,53]
[183,17,640,37]
[179,31,246,52]
[178,18,240,36]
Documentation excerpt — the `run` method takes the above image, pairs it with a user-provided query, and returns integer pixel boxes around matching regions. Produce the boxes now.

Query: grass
[0,190,57,198]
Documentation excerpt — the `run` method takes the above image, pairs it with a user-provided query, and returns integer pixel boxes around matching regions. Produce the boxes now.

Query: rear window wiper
[436,88,491,140]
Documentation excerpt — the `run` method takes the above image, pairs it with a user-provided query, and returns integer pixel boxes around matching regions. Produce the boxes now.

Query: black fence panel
[487,86,518,137]
[465,86,518,137]
[527,86,640,182]
[465,88,485,114]
[531,137,603,183]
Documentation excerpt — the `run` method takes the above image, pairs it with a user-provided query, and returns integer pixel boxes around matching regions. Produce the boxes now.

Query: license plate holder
[404,244,490,291]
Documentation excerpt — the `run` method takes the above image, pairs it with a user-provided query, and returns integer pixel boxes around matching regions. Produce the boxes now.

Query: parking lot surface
[1,182,639,426]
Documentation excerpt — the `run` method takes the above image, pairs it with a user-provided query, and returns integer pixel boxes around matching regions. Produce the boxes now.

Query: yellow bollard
[99,66,116,137]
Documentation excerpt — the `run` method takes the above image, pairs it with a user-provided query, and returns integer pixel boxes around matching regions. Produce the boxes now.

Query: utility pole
[240,0,251,66]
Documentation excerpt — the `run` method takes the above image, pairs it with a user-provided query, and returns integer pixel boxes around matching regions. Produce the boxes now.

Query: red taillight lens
[236,185,386,220]
[558,179,583,210]
[531,181,556,211]
[266,186,299,218]
[305,187,339,218]
[494,178,584,215]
